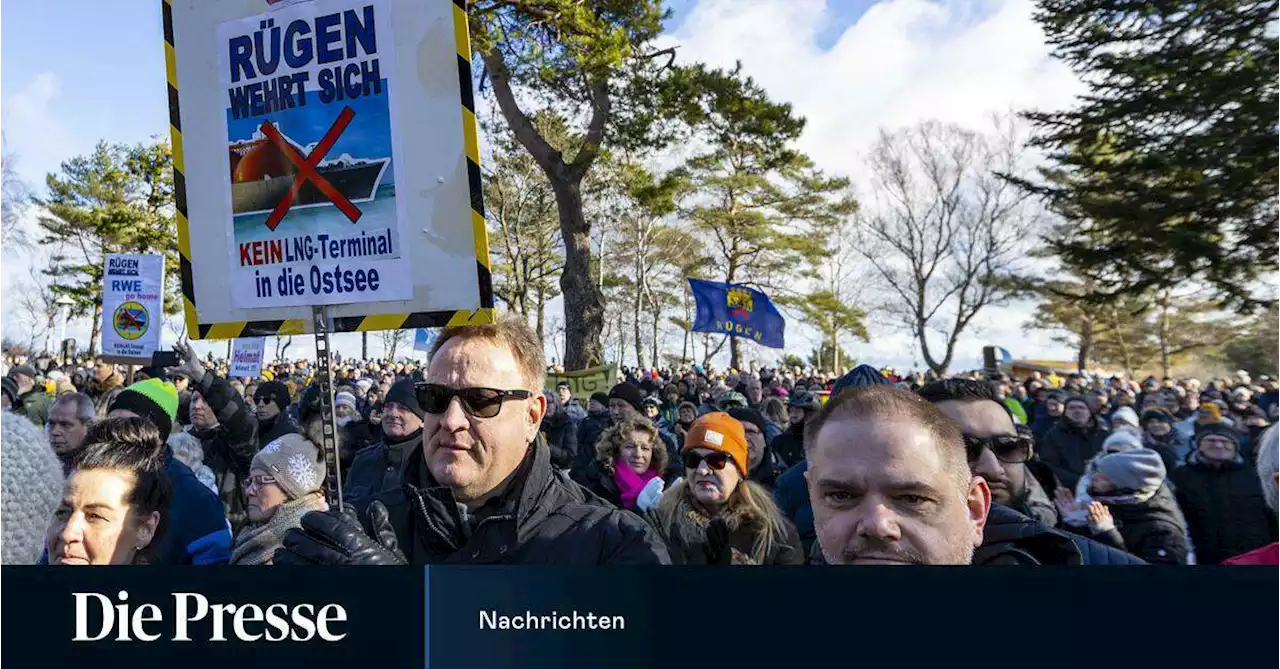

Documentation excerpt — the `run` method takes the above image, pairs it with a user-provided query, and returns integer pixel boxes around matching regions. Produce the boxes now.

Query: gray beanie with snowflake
[2,412,66,564]
[252,433,325,500]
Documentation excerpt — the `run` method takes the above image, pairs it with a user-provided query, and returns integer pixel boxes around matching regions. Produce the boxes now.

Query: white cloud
[651,0,1084,371]
[2,72,84,186]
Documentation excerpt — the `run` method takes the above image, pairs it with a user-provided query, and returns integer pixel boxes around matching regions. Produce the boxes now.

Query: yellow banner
[545,365,617,401]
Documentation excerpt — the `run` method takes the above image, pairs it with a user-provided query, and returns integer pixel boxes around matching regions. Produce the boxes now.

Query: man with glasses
[920,379,1144,565]
[277,317,670,565]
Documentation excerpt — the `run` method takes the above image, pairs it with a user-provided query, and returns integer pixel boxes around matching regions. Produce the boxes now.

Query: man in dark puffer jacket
[1039,396,1108,491]
[1170,424,1277,564]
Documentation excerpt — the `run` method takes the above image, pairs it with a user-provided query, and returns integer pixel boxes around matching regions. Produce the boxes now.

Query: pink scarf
[614,463,658,510]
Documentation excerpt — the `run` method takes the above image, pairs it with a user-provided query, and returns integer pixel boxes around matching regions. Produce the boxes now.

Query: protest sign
[230,338,266,378]
[544,365,618,402]
[167,0,493,339]
[100,254,165,363]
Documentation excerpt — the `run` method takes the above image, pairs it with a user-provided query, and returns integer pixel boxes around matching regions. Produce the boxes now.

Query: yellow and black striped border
[162,0,494,340]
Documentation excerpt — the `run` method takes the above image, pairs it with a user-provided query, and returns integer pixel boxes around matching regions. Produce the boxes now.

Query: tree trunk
[88,304,102,358]
[1158,292,1172,378]
[535,289,546,343]
[704,335,728,369]
[280,336,293,360]
[1077,314,1094,373]
[617,311,627,367]
[361,331,368,360]
[633,285,645,369]
[650,308,660,372]
[551,181,605,370]
[389,333,399,361]
[833,332,840,373]
[226,340,233,361]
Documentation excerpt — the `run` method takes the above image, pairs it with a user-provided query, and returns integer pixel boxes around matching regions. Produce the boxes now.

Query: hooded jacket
[540,404,579,471]
[772,460,815,558]
[369,435,669,565]
[771,422,807,469]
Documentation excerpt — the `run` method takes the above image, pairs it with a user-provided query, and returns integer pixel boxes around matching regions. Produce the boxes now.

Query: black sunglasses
[963,434,1033,464]
[415,383,533,418]
[682,451,731,471]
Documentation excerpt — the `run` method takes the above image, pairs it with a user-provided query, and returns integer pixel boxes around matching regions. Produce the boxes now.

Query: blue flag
[413,328,438,353]
[688,278,786,349]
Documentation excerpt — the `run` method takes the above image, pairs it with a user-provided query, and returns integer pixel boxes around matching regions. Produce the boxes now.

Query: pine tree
[36,141,177,357]
[1017,0,1278,310]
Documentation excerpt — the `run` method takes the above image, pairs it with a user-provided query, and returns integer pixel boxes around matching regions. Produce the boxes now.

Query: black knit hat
[727,407,767,437]
[1196,422,1240,445]
[384,378,424,418]
[608,382,644,412]
[1141,408,1174,425]
[590,392,609,407]
[254,381,292,413]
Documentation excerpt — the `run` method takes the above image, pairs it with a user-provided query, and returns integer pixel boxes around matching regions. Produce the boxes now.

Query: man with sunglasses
[920,379,1144,565]
[276,317,669,565]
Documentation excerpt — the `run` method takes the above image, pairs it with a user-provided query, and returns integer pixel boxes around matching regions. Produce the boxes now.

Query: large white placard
[170,0,489,335]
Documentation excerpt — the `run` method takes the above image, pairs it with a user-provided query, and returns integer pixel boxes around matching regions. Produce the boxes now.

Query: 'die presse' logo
[72,591,347,643]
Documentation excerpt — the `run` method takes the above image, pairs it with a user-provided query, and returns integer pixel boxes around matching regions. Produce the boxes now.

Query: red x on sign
[260,105,362,231]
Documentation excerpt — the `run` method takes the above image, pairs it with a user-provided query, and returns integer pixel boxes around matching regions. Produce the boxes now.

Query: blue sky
[3,0,171,184]
[0,0,875,188]
[2,0,1082,369]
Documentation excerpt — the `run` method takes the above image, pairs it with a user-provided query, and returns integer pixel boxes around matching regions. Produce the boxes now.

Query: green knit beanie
[108,378,179,441]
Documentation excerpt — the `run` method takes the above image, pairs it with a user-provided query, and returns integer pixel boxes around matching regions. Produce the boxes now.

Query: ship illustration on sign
[228,123,389,216]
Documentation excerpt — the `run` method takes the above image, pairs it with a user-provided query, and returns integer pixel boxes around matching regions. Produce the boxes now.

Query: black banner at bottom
[2,567,1275,668]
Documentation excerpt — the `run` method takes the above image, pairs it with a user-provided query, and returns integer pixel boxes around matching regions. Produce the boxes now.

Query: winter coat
[368,435,669,565]
[771,423,806,469]
[973,504,1146,566]
[749,445,789,490]
[572,410,611,476]
[1170,452,1278,565]
[574,458,675,510]
[1068,484,1190,565]
[187,372,258,534]
[1142,431,1187,476]
[642,485,804,565]
[86,372,125,417]
[343,429,423,516]
[1029,407,1059,444]
[256,413,299,450]
[563,399,587,425]
[772,460,815,558]
[1221,543,1278,565]
[1038,418,1108,491]
[15,388,51,427]
[150,448,233,565]
[540,409,579,471]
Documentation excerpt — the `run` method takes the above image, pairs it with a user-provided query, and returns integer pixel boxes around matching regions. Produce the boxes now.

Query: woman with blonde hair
[575,416,676,511]
[644,412,803,565]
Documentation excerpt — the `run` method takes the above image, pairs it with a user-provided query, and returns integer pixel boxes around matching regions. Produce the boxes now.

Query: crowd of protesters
[1,320,1276,566]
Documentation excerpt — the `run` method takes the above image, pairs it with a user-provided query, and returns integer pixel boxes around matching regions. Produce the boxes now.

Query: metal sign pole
[312,305,345,511]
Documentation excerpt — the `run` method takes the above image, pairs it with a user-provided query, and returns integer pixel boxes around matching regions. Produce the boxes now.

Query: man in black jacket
[1170,424,1277,564]
[342,378,425,514]
[919,378,1145,566]
[175,341,257,535]
[770,391,820,468]
[277,317,669,565]
[1039,396,1108,491]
